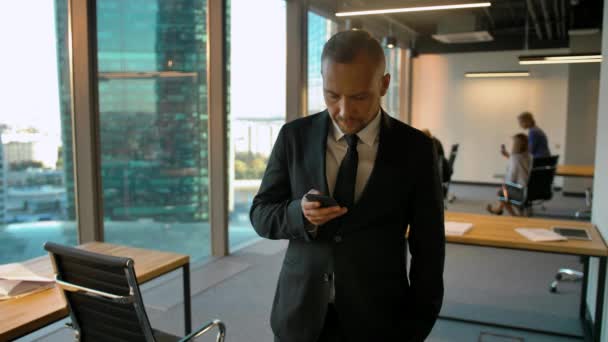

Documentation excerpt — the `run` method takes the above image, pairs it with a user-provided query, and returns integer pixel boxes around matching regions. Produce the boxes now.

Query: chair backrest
[448,144,459,169]
[526,155,559,203]
[44,242,156,342]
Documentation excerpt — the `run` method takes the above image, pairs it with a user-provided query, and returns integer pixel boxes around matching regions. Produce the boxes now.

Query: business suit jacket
[250,110,445,342]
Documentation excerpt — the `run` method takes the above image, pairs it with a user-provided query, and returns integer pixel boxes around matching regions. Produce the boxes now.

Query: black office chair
[500,155,558,216]
[444,144,459,203]
[44,242,226,342]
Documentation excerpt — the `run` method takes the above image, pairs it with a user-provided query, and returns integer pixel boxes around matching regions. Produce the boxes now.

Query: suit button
[334,235,342,243]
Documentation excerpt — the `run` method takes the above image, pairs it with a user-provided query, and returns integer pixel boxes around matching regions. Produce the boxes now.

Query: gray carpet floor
[19,184,593,342]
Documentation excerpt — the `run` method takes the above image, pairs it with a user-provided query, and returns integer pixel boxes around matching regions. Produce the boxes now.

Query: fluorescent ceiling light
[544,55,601,60]
[520,59,602,64]
[336,2,491,17]
[465,71,530,78]
[519,54,602,65]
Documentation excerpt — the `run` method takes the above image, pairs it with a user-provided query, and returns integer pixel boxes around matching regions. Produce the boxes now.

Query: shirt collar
[331,108,382,147]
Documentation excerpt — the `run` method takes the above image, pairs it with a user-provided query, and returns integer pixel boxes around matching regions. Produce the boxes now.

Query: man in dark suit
[250,30,445,342]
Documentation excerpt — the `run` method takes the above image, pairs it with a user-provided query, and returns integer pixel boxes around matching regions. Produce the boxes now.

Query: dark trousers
[273,304,347,342]
[317,304,347,342]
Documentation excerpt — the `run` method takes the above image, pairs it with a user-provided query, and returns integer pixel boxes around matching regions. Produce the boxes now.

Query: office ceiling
[311,0,603,53]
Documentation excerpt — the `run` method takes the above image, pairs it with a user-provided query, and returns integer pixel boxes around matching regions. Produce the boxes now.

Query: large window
[227,0,286,250]
[382,47,402,118]
[0,0,77,264]
[307,11,338,115]
[96,1,211,262]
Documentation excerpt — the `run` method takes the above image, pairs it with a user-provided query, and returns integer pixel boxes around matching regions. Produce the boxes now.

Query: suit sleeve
[406,137,446,341]
[249,126,312,242]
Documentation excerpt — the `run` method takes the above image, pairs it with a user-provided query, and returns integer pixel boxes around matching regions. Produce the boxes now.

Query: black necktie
[333,134,359,209]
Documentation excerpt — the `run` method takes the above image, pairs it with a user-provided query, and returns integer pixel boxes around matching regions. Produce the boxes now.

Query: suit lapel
[306,111,331,195]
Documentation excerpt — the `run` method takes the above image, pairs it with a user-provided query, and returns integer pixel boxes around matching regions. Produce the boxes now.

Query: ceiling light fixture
[465,71,530,78]
[519,54,602,65]
[336,2,491,17]
[384,36,397,49]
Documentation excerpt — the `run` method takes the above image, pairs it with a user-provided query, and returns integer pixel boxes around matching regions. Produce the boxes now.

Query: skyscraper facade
[0,134,5,224]
[54,0,76,220]
[307,12,337,115]
[57,0,209,222]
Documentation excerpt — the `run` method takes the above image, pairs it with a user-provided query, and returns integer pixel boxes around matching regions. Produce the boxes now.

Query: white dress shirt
[326,109,382,201]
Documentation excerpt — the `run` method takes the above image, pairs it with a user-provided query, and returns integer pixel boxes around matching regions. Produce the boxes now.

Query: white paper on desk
[0,262,54,300]
[515,228,567,242]
[445,221,473,236]
[0,262,53,282]
[0,280,54,300]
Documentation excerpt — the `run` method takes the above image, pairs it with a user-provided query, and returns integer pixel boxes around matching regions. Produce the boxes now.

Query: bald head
[321,30,386,75]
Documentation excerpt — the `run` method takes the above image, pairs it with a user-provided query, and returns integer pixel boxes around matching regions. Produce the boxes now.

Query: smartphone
[305,193,339,208]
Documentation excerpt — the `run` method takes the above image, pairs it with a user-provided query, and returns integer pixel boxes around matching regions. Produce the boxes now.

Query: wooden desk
[0,242,191,341]
[556,165,595,178]
[443,212,607,342]
[445,212,606,256]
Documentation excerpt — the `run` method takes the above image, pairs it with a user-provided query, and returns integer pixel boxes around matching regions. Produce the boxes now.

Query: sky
[230,0,286,119]
[0,1,62,145]
[0,0,287,167]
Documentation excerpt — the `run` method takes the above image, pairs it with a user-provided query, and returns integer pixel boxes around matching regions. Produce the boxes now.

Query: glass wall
[307,11,338,115]
[96,1,211,262]
[227,0,286,250]
[382,47,402,118]
[0,0,77,264]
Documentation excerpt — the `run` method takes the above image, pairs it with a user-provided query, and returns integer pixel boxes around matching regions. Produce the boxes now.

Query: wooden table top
[556,164,594,178]
[0,242,189,341]
[445,212,607,257]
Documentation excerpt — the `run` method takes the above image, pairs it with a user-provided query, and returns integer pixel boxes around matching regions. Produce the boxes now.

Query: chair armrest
[179,319,226,342]
[504,181,524,189]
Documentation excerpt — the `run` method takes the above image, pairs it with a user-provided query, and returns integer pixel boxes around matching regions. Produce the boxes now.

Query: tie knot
[344,134,358,149]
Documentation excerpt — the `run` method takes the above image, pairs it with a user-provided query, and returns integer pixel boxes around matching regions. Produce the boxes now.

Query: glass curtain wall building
[0,135,5,225]
[382,47,402,118]
[94,1,211,261]
[307,11,338,115]
[0,0,77,264]
[227,0,286,251]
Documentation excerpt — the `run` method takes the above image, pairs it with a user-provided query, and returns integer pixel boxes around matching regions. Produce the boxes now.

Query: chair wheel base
[549,281,558,293]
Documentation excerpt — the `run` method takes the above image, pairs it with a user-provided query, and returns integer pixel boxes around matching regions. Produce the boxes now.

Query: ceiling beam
[553,0,562,38]
[526,0,544,40]
[561,0,567,41]
[539,0,553,40]
[483,7,495,30]
[505,1,518,24]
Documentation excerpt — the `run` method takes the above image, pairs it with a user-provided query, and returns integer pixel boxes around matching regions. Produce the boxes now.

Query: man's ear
[380,73,391,96]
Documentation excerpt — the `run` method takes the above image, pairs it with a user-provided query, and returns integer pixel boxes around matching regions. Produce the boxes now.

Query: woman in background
[487,133,532,216]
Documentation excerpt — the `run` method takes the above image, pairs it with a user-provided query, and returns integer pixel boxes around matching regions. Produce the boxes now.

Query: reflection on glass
[0,0,77,264]
[307,12,338,115]
[382,47,402,118]
[227,0,286,250]
[97,1,210,262]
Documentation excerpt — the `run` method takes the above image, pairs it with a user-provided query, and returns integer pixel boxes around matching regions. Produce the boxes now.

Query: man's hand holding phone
[301,189,347,226]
